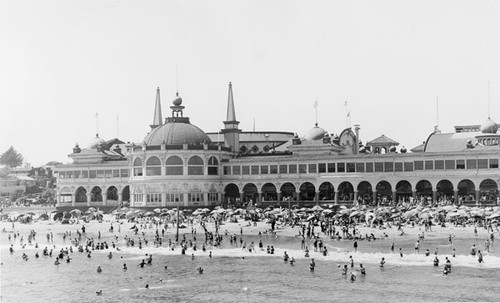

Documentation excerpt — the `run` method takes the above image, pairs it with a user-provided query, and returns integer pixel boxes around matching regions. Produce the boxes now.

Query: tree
[0,166,10,178]
[0,146,24,168]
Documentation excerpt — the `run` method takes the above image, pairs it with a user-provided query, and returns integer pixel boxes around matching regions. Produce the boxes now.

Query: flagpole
[96,111,99,135]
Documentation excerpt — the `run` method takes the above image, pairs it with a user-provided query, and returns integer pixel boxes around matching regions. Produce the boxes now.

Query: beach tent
[53,212,64,221]
[38,213,49,220]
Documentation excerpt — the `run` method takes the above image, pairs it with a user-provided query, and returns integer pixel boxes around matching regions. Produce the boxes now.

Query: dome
[305,125,327,141]
[143,119,211,146]
[480,118,498,134]
[88,135,106,149]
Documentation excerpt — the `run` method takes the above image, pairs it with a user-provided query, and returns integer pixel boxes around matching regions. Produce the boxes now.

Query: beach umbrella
[88,207,97,212]
[70,209,82,215]
[161,208,169,213]
[306,214,316,221]
[323,209,333,214]
[144,211,155,217]
[217,208,226,214]
[133,209,142,214]
[403,209,418,218]
[120,207,129,212]
[311,205,324,212]
[153,208,161,214]
[390,213,401,219]
[457,209,469,217]
[488,213,500,220]
[419,213,432,220]
[210,209,218,214]
[446,212,460,219]
[192,209,203,216]
[349,211,360,218]
[202,208,210,213]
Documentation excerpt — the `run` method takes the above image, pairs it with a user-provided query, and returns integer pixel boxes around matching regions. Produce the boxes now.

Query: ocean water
[1,224,500,303]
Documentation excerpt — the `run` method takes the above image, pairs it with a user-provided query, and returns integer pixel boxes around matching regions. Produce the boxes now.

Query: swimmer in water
[97,266,102,273]
[123,263,127,270]
[145,284,149,289]
[350,272,356,282]
[198,267,204,274]
[380,257,385,267]
[360,264,366,276]
[310,259,315,271]
[342,265,348,276]
[434,256,439,267]
[290,257,295,266]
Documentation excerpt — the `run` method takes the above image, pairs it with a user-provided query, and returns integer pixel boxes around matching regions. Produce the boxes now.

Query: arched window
[146,156,161,176]
[208,156,218,175]
[166,156,183,175]
[188,156,204,175]
[133,158,143,176]
[75,187,87,203]
[91,186,103,202]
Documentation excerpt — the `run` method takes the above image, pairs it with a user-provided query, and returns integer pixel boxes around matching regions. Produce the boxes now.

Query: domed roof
[143,119,211,146]
[305,124,327,141]
[480,117,498,134]
[88,135,106,149]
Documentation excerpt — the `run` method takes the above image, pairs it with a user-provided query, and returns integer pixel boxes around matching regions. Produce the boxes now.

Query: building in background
[55,83,500,209]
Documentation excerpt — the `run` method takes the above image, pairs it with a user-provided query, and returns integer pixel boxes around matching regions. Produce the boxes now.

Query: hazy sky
[2,0,500,166]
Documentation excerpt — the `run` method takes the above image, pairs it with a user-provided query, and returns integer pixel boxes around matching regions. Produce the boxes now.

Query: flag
[347,111,350,117]
[344,100,348,107]
[314,100,318,108]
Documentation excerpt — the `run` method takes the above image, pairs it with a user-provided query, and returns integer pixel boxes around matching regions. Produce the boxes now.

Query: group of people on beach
[2,204,498,295]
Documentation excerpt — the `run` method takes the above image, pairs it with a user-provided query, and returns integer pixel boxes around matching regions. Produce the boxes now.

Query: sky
[2,0,500,166]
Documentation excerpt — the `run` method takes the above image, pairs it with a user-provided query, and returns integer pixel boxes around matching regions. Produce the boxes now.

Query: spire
[226,82,237,122]
[221,81,241,155]
[150,87,163,130]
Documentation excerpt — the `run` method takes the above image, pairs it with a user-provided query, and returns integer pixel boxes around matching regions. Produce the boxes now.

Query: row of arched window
[133,155,219,176]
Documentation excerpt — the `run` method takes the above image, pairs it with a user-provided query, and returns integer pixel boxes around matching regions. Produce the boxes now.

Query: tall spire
[221,81,241,155]
[150,87,163,130]
[226,82,237,122]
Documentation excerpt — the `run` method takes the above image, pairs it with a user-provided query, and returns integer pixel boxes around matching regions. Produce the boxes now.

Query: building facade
[55,83,500,209]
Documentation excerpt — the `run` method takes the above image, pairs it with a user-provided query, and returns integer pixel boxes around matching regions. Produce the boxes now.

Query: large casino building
[55,83,500,209]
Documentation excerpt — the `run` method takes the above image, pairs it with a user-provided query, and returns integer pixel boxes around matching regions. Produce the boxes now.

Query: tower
[221,82,241,154]
[150,87,163,130]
